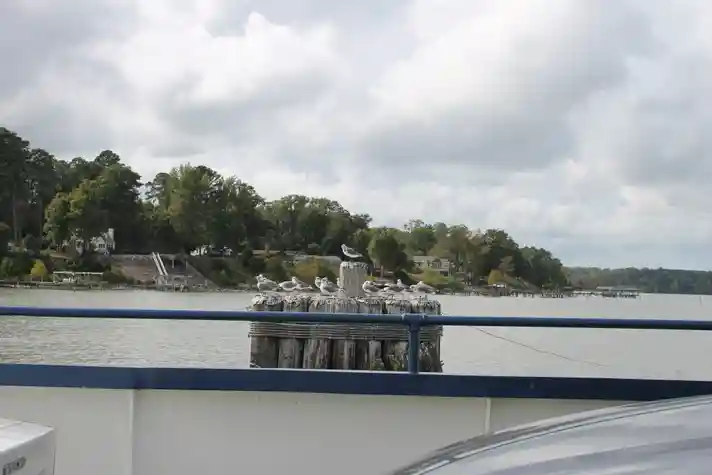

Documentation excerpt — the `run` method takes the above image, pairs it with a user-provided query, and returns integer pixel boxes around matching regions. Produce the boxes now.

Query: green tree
[404,219,437,255]
[0,222,11,256]
[30,259,49,279]
[0,127,30,241]
[44,193,72,247]
[368,229,410,277]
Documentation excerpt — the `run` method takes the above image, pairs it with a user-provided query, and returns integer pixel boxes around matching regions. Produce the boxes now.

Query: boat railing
[1,306,712,374]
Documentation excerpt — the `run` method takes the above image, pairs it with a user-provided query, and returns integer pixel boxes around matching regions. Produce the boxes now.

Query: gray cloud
[3,0,712,267]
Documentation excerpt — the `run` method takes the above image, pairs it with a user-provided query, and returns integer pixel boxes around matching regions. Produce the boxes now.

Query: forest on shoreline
[0,126,570,289]
[566,267,712,295]
[2,126,711,294]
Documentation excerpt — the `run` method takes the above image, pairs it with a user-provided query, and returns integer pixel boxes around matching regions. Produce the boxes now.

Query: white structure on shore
[65,228,116,255]
[412,255,452,276]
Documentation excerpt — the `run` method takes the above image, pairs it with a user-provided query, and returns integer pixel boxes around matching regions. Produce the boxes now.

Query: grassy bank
[187,254,339,289]
[0,250,133,284]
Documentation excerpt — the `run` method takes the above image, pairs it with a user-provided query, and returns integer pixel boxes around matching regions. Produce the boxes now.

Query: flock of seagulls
[256,274,435,297]
[256,274,345,296]
[362,279,436,296]
[255,243,437,298]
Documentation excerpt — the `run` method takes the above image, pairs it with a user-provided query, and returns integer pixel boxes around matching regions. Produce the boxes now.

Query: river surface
[0,289,710,380]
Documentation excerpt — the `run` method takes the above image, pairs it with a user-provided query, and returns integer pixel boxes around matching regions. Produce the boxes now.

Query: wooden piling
[355,297,386,371]
[413,298,443,372]
[328,296,360,369]
[339,261,368,298]
[249,294,283,368]
[383,297,412,371]
[277,294,308,368]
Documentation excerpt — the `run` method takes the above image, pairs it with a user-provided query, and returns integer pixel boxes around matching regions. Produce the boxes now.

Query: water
[0,289,711,380]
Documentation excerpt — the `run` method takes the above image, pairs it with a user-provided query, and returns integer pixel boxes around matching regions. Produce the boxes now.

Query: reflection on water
[0,289,711,380]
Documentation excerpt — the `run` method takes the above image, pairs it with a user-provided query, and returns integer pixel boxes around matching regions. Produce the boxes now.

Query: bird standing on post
[256,275,278,295]
[341,244,363,261]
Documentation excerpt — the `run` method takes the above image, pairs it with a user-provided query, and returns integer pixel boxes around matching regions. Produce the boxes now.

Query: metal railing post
[406,314,422,374]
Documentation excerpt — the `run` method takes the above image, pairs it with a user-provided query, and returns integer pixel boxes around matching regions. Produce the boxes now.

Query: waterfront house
[65,228,116,255]
[412,255,452,276]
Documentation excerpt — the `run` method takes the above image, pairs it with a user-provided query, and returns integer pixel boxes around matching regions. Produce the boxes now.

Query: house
[412,255,452,276]
[67,228,116,255]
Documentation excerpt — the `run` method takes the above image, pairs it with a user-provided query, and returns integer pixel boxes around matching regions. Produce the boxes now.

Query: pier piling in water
[249,266,443,371]
[339,261,368,298]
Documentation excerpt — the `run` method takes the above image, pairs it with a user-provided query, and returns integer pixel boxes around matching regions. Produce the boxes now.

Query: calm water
[0,289,711,380]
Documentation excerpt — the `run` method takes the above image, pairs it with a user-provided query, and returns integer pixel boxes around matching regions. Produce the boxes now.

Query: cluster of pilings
[248,262,443,372]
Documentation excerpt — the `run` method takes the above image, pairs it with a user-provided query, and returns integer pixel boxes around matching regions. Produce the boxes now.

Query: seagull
[278,279,297,292]
[319,278,340,295]
[292,276,313,292]
[385,279,406,292]
[256,274,277,286]
[341,244,363,261]
[413,281,436,294]
[256,275,278,295]
[314,276,322,289]
[362,280,382,295]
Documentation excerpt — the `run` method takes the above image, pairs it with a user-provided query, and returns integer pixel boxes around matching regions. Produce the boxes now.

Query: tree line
[0,126,570,288]
[566,267,712,295]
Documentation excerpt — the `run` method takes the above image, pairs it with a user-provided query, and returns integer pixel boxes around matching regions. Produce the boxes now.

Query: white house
[68,228,116,255]
[412,255,452,276]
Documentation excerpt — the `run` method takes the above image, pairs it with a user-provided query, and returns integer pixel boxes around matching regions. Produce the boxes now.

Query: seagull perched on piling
[413,281,436,294]
[278,279,297,292]
[292,276,313,292]
[385,279,407,293]
[341,244,363,261]
[362,280,382,295]
[319,278,340,295]
[256,275,278,295]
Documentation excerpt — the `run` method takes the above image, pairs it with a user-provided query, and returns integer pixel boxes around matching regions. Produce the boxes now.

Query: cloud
[2,0,712,268]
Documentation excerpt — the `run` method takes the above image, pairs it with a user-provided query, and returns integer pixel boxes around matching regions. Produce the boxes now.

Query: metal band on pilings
[248,322,443,341]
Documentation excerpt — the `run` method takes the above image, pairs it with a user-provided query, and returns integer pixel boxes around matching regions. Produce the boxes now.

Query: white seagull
[362,280,382,295]
[413,281,436,294]
[292,276,313,292]
[341,244,363,260]
[256,275,278,294]
[278,279,297,292]
[385,279,407,292]
[319,278,340,295]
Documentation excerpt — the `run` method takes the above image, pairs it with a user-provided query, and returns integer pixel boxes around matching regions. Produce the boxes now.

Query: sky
[2,0,712,270]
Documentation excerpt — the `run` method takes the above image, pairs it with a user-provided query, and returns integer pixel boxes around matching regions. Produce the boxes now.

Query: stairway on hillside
[160,254,218,289]
[111,254,217,288]
[111,255,159,283]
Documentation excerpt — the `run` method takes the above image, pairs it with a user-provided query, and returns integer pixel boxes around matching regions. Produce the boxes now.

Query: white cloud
[3,0,712,268]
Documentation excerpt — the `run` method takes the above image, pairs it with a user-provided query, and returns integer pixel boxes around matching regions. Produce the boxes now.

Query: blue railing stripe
[0,364,708,401]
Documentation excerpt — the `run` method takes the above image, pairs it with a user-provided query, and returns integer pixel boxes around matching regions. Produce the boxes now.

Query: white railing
[150,252,168,277]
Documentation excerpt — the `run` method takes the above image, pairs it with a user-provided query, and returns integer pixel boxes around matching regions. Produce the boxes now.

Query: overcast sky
[3,0,712,269]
